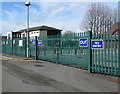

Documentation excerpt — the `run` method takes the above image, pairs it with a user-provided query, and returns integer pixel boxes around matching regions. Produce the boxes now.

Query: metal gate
[37,32,90,69]
[91,33,119,76]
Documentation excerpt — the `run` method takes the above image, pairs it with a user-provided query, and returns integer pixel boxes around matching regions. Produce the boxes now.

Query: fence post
[23,37,25,56]
[88,31,92,73]
[25,37,27,57]
[5,40,6,53]
[5,39,8,53]
[11,38,13,54]
[118,32,120,76]
[60,34,62,56]
[35,36,38,60]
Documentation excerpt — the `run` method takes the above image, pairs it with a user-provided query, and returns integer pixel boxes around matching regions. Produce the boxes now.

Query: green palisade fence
[37,32,89,69]
[1,32,119,76]
[91,33,119,76]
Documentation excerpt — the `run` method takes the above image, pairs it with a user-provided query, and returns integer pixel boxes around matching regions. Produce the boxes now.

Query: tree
[63,31,76,37]
[81,3,118,34]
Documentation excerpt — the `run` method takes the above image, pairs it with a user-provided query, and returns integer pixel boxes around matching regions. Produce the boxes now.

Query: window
[17,34,20,38]
[13,34,16,37]
[8,34,10,39]
[23,34,25,37]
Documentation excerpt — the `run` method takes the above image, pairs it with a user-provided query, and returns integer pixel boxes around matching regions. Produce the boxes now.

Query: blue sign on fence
[79,38,88,47]
[32,40,36,45]
[91,40,104,49]
[38,40,42,46]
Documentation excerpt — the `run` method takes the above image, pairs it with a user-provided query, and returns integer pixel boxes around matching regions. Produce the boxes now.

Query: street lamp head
[25,1,31,6]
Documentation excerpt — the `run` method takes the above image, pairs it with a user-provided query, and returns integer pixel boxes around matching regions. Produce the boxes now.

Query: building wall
[29,30,40,37]
[7,31,12,39]
[47,30,61,36]
[40,30,47,37]
[21,30,48,38]
[7,30,61,39]
[21,32,27,38]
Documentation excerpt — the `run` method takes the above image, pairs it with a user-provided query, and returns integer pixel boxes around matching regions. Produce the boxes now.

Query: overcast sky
[1,0,118,35]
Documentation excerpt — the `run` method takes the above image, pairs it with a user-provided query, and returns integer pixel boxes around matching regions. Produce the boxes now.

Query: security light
[25,1,31,6]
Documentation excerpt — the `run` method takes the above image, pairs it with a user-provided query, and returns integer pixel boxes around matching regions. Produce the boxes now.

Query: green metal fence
[1,32,119,76]
[1,38,26,56]
[91,33,119,76]
[37,32,89,69]
[12,38,26,56]
[29,37,36,58]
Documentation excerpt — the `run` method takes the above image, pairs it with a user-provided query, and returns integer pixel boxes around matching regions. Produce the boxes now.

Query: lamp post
[25,1,31,58]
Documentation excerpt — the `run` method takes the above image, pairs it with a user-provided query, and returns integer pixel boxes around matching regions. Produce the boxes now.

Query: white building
[7,25,62,39]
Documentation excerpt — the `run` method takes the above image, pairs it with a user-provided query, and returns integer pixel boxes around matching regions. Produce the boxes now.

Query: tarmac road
[1,55,119,92]
[2,60,81,92]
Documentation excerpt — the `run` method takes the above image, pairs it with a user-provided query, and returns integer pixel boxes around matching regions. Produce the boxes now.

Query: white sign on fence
[13,40,15,44]
[6,41,8,44]
[19,40,23,46]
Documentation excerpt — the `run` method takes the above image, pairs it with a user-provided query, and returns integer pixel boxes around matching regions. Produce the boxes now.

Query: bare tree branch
[81,3,118,34]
